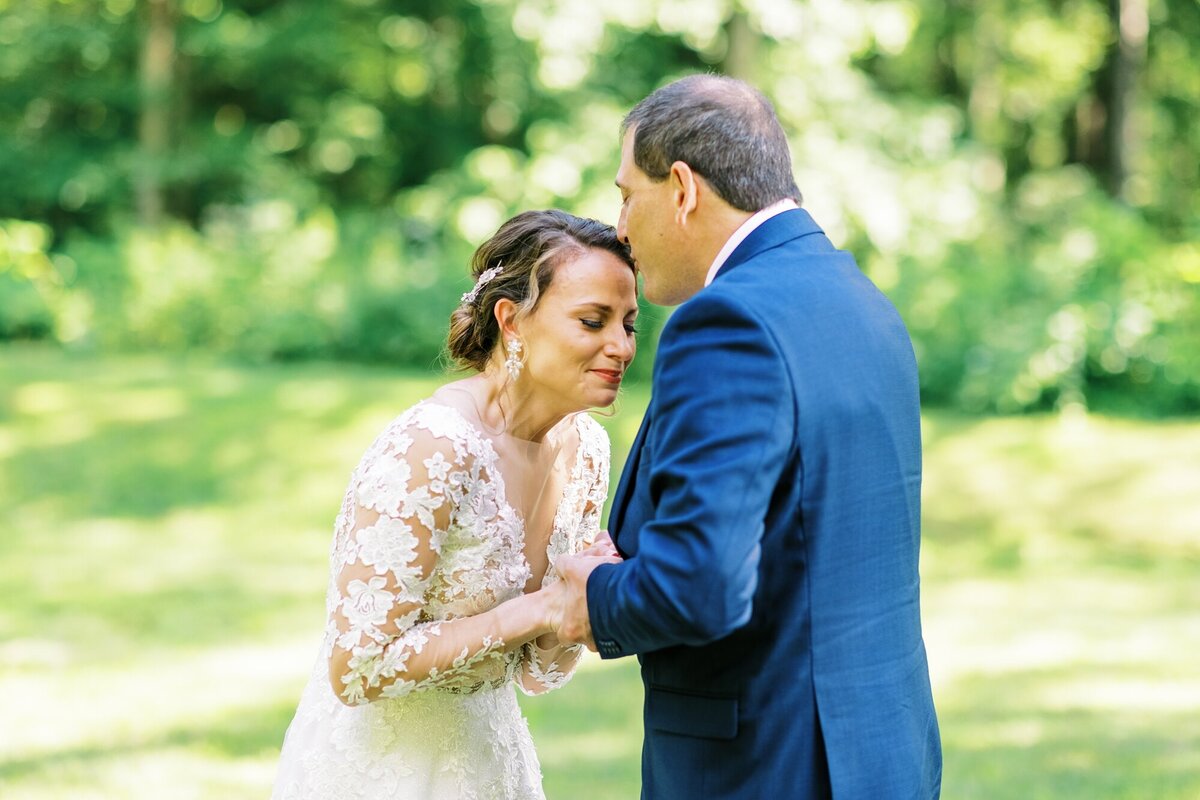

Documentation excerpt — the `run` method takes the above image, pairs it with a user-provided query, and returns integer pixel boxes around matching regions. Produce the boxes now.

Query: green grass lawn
[2,344,1198,798]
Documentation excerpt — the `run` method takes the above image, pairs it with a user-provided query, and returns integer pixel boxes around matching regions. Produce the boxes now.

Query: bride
[272,209,638,800]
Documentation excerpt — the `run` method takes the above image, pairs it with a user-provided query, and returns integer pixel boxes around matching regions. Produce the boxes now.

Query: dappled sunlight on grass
[2,346,1197,798]
[273,377,353,416]
[923,561,1200,796]
[921,412,1200,576]
[0,507,330,656]
[925,574,1197,674]
[0,637,315,764]
[1045,676,1200,712]
[11,381,75,415]
[940,685,1200,799]
[0,711,296,800]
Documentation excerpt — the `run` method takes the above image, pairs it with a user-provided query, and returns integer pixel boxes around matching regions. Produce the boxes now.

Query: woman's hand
[579,529,619,559]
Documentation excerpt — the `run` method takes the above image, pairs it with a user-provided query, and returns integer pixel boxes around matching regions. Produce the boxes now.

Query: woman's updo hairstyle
[447,209,634,372]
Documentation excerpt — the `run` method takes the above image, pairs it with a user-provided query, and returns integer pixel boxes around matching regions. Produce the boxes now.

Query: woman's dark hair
[446,209,635,372]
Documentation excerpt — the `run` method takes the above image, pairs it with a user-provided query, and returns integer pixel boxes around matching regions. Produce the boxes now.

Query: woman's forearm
[330,583,563,705]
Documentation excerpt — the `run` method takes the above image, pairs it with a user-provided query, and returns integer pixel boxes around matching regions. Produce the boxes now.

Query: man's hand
[549,552,620,651]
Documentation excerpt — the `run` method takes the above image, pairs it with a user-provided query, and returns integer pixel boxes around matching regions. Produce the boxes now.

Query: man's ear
[493,297,521,342]
[669,161,699,228]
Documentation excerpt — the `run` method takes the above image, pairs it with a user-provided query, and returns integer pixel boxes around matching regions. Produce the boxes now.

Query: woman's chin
[586,389,620,409]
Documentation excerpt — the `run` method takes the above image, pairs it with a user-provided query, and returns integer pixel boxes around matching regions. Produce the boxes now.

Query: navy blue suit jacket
[587,209,941,799]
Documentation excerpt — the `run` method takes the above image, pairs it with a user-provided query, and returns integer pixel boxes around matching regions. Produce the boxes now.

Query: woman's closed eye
[581,319,637,335]
[580,308,637,334]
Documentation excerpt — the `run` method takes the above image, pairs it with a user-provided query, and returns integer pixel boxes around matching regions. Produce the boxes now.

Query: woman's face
[517,247,638,412]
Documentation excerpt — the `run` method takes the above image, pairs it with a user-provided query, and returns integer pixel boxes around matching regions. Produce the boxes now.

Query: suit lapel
[608,405,651,551]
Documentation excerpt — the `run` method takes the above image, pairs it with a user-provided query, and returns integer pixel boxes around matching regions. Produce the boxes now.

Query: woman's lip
[592,369,623,384]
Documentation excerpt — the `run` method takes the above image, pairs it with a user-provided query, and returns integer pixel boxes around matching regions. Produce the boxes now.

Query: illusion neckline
[413,398,591,589]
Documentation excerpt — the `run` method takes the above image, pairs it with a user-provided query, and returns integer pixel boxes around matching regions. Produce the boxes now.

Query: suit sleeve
[587,292,795,657]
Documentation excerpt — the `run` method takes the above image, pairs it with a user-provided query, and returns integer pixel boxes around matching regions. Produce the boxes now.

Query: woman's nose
[606,328,634,362]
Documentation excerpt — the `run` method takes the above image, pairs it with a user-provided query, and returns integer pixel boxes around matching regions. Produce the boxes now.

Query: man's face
[615,129,691,306]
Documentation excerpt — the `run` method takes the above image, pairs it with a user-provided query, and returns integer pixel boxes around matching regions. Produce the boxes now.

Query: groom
[552,75,942,798]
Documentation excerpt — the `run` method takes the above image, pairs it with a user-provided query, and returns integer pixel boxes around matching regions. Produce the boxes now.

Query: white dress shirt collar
[703,198,800,287]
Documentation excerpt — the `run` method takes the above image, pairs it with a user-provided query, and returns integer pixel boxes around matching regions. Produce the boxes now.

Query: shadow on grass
[941,668,1200,799]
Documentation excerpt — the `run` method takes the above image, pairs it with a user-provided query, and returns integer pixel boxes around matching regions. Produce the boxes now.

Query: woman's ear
[493,297,521,341]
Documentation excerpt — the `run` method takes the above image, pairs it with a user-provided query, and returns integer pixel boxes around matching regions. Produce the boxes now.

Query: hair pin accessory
[460,265,503,306]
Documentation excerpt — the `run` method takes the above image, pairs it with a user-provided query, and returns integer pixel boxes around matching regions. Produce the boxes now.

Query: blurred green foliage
[0,0,1197,411]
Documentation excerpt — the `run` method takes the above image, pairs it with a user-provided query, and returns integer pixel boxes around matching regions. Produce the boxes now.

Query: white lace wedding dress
[272,398,609,800]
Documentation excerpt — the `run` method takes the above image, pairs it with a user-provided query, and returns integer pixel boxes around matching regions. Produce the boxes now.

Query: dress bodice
[322,399,609,702]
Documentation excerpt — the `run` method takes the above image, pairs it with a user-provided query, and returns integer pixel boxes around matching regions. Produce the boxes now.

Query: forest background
[2,0,1197,414]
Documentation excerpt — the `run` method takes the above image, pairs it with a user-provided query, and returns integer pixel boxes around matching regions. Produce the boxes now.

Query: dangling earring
[505,339,524,381]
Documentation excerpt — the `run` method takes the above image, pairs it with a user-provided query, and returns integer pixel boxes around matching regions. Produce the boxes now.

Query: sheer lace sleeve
[517,415,611,696]
[327,408,542,706]
[576,416,611,548]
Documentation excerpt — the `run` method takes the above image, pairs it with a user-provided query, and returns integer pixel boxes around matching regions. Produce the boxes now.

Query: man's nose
[616,207,629,245]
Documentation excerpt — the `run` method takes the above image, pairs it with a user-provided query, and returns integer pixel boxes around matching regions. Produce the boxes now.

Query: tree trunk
[136,0,176,227]
[1105,0,1148,200]
[722,9,757,81]
[1069,93,1106,169]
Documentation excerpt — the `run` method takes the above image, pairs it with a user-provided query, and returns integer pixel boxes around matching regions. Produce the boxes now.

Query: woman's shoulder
[572,412,610,461]
[401,398,477,438]
[366,397,490,463]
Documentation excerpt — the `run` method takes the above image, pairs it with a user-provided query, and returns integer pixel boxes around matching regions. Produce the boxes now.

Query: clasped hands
[539,530,622,651]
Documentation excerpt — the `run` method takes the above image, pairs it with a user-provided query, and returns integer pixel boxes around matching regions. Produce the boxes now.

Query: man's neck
[692,207,753,276]
[703,199,799,286]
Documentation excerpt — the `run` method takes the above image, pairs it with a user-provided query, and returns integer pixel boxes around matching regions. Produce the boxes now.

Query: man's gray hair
[622,74,802,212]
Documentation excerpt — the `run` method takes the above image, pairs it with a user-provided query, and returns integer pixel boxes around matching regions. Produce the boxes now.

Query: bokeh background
[1,0,1198,797]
